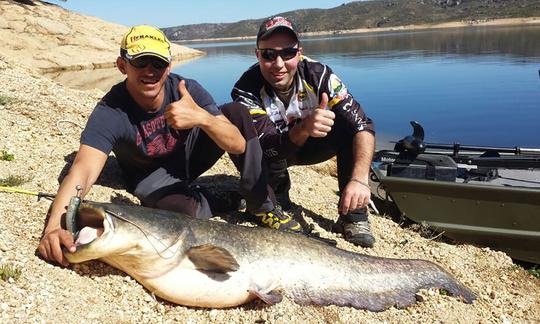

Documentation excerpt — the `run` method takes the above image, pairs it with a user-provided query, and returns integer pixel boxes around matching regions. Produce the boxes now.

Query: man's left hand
[165,80,209,129]
[339,180,371,215]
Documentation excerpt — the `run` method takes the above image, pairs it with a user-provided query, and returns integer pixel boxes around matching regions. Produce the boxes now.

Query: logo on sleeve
[328,74,349,101]
[297,90,307,101]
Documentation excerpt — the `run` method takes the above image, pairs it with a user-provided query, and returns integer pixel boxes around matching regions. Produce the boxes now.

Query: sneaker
[333,216,375,248]
[253,207,302,232]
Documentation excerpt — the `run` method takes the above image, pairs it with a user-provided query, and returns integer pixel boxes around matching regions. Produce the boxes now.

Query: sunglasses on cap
[257,47,299,62]
[127,56,169,69]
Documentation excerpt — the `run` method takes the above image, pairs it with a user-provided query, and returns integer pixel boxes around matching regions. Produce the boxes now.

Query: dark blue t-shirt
[80,73,220,190]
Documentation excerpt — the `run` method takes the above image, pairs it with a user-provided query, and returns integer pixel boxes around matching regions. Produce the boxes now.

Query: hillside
[163,0,540,40]
[0,0,203,72]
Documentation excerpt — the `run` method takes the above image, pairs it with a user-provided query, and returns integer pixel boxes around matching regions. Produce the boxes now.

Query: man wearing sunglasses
[231,16,377,248]
[38,25,292,267]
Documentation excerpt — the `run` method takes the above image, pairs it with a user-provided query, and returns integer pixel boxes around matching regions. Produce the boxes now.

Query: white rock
[0,16,8,29]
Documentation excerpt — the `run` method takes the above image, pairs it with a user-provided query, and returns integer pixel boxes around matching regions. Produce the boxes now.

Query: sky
[55,1,353,28]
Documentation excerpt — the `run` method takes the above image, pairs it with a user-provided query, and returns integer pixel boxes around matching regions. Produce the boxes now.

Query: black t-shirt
[80,73,220,190]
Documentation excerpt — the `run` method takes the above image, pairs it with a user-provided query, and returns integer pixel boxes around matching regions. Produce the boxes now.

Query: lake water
[174,25,540,149]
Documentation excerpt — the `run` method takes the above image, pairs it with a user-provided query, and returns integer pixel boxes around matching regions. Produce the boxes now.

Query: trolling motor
[386,121,458,181]
[393,121,426,159]
[374,121,540,184]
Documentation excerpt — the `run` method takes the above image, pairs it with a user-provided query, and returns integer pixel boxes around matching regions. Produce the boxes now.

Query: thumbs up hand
[165,80,209,130]
[300,93,335,138]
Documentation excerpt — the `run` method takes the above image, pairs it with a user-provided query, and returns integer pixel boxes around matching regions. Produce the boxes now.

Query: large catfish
[64,202,475,311]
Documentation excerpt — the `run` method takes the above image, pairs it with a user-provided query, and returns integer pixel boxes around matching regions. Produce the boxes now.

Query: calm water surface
[175,25,540,148]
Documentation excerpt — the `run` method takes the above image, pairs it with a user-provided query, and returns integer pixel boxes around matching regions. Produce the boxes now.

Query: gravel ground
[0,55,539,323]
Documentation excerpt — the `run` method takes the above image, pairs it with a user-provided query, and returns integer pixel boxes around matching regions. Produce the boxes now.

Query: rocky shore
[0,0,539,323]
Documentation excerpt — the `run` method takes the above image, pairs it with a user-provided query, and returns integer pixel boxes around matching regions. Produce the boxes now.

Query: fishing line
[104,209,186,260]
[0,186,55,201]
[56,119,83,136]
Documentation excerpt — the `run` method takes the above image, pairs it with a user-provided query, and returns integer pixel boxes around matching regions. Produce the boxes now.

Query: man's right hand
[300,93,335,138]
[38,228,76,267]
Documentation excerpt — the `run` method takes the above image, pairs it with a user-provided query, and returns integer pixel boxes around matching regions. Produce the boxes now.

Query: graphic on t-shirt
[135,115,178,157]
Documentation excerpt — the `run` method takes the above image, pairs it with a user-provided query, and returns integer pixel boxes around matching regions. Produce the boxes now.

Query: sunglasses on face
[127,56,169,69]
[257,47,299,62]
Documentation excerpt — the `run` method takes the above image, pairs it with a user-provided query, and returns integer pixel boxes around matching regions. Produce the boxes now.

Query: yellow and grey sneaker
[332,210,375,248]
[253,207,302,232]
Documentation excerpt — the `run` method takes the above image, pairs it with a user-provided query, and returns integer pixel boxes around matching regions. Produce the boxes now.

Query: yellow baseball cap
[120,25,172,63]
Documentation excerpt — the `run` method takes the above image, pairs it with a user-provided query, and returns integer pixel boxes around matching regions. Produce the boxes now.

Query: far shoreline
[175,17,540,44]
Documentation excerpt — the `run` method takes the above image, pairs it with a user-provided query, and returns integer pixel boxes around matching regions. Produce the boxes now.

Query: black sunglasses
[127,56,169,69]
[257,47,299,62]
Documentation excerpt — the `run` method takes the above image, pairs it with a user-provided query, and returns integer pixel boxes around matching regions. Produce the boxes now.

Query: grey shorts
[133,167,212,219]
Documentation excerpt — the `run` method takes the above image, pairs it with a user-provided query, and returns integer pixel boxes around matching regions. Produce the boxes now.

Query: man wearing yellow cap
[38,25,301,267]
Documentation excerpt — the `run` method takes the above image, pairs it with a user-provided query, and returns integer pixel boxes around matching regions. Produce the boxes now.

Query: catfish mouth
[73,205,114,247]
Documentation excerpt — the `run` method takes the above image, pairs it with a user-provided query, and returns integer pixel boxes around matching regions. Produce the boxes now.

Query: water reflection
[43,67,125,92]
[50,25,540,92]
[46,25,540,147]
[177,25,540,147]
[302,26,540,60]
[43,56,203,92]
[187,25,540,61]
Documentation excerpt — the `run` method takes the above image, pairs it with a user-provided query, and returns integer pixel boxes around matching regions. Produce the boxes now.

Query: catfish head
[63,202,240,281]
[63,203,143,264]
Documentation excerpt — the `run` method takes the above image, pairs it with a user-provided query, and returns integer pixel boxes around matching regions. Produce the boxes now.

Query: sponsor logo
[297,90,307,101]
[329,74,349,101]
[130,34,165,43]
[265,17,292,30]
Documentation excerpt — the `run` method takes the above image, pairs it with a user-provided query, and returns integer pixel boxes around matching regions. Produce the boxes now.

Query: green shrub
[0,95,12,106]
[0,263,22,282]
[528,266,540,279]
[1,150,15,161]
[0,175,32,187]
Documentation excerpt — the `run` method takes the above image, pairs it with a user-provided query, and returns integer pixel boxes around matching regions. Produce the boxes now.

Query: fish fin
[249,284,283,305]
[436,278,476,303]
[187,244,239,273]
[290,260,475,311]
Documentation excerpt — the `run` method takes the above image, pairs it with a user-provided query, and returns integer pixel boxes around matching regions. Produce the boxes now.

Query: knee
[220,102,251,124]
[155,194,199,217]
